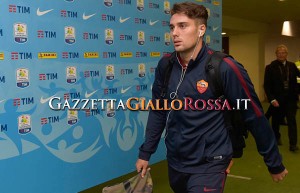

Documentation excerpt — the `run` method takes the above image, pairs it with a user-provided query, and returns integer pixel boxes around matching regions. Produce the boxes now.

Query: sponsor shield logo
[137,31,145,45]
[137,0,144,11]
[68,110,78,125]
[106,102,115,117]
[138,63,145,77]
[164,1,170,14]
[16,68,30,88]
[105,28,114,45]
[165,32,171,46]
[14,23,28,43]
[66,66,77,84]
[197,80,208,94]
[106,65,115,80]
[207,8,211,17]
[104,0,113,7]
[18,114,31,134]
[65,26,76,45]
[206,35,211,44]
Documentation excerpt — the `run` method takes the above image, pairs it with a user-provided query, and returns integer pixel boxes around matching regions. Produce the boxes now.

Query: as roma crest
[197,80,208,94]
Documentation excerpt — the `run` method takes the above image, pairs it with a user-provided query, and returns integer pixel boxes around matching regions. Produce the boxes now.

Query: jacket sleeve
[263,64,275,102]
[138,58,168,161]
[220,57,285,174]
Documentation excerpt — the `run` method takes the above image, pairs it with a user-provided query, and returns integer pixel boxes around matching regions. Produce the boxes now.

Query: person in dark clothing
[264,44,300,152]
[136,2,288,193]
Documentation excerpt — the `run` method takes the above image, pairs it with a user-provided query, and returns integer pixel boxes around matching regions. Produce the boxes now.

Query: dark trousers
[168,165,227,193]
[271,99,298,146]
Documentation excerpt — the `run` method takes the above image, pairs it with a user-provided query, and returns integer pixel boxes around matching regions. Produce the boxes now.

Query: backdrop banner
[0,0,221,192]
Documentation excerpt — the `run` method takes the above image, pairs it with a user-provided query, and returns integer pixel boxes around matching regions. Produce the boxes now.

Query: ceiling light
[281,21,293,36]
[221,32,226,35]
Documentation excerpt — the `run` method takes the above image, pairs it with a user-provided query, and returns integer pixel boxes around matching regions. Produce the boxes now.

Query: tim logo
[150,36,161,42]
[39,73,58,80]
[11,52,32,60]
[61,10,78,18]
[212,12,220,18]
[13,97,34,106]
[41,116,60,125]
[104,88,118,95]
[37,30,56,38]
[102,14,116,22]
[9,5,30,14]
[136,84,148,91]
[85,109,100,117]
[136,52,147,57]
[150,67,156,73]
[62,52,79,59]
[121,69,133,75]
[149,3,159,8]
[119,34,132,41]
[103,52,117,58]
[1,124,7,132]
[162,20,170,26]
[135,17,147,24]
[83,32,99,40]
[64,92,81,100]
[84,70,100,78]
[212,39,220,44]
[104,0,113,7]
[0,76,5,83]
[118,0,131,4]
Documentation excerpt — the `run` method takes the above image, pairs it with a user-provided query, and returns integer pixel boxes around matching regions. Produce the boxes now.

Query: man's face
[169,13,200,54]
[276,47,288,63]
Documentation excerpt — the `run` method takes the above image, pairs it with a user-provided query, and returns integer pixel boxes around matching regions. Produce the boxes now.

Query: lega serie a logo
[106,65,115,80]
[18,114,31,134]
[66,66,77,84]
[104,0,113,7]
[65,26,76,45]
[16,68,30,88]
[14,23,28,43]
[105,29,114,45]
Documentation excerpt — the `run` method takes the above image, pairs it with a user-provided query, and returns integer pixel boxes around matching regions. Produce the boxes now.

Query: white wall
[229,33,265,99]
[265,35,300,66]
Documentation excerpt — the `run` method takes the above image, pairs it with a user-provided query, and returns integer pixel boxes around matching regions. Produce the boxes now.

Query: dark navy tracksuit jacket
[139,43,285,174]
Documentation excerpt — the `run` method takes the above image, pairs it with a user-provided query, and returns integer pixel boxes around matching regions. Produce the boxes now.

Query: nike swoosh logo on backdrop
[119,17,131,23]
[213,26,219,31]
[83,13,96,20]
[149,20,159,26]
[37,8,54,16]
[40,95,56,104]
[85,90,98,98]
[121,86,132,94]
[0,99,5,103]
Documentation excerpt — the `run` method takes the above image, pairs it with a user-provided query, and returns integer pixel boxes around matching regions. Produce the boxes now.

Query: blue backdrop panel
[0,0,222,192]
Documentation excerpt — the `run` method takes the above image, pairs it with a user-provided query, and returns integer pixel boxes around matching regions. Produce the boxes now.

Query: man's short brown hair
[170,1,208,26]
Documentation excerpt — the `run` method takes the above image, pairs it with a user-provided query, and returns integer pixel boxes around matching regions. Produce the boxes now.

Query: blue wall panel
[0,0,222,192]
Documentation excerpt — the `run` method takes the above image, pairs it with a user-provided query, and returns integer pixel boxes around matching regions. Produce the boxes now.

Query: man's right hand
[271,169,288,182]
[271,99,280,107]
[136,159,149,178]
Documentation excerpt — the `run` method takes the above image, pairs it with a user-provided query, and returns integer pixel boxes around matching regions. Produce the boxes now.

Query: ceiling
[223,0,300,24]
